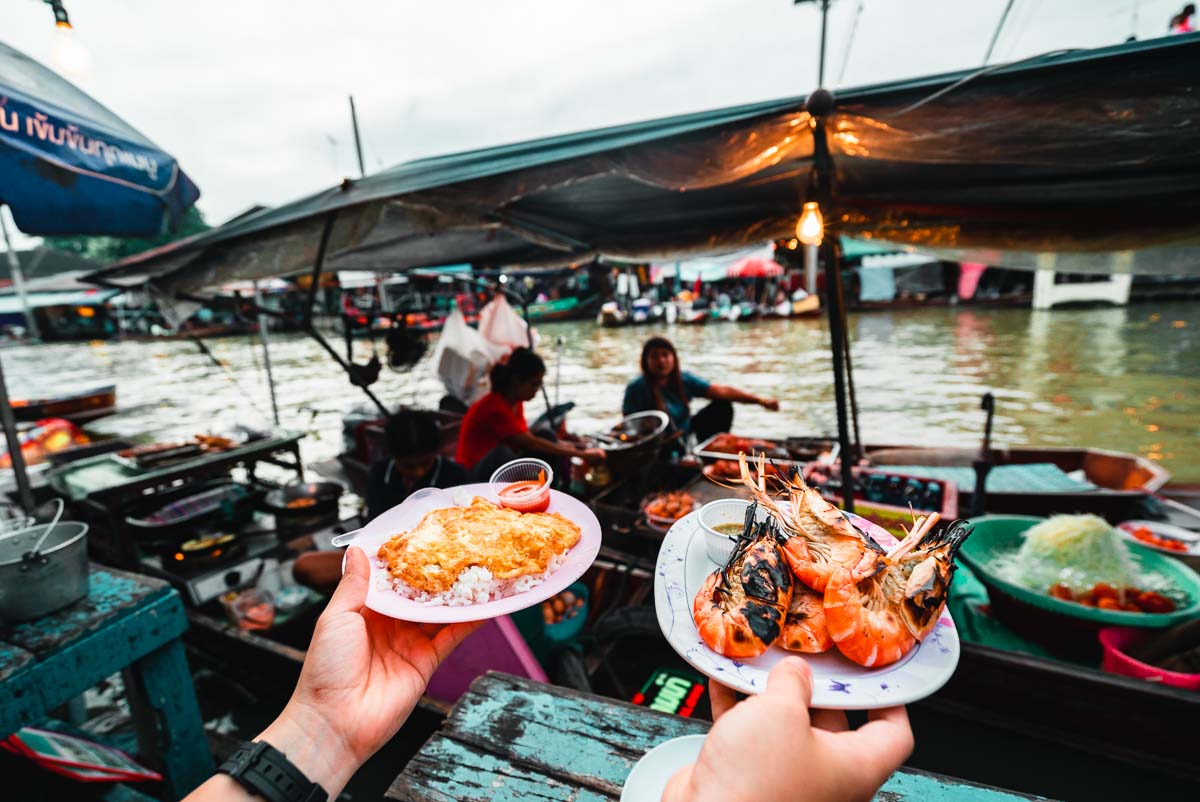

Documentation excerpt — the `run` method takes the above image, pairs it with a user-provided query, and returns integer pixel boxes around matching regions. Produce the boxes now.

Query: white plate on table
[619,734,706,802]
[654,511,960,709]
[338,483,601,624]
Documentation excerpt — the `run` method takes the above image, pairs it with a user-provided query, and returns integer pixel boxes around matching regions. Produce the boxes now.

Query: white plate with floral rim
[653,510,959,709]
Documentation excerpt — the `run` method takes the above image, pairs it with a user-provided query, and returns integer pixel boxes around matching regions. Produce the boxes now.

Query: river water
[6,302,1199,482]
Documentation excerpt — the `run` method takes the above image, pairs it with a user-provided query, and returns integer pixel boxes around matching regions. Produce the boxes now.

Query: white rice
[375,552,568,606]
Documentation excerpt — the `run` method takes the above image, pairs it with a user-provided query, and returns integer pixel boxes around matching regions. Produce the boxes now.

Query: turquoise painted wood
[0,565,212,800]
[388,673,1053,802]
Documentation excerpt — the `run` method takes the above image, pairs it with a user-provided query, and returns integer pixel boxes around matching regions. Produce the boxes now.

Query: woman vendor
[456,347,605,478]
[623,336,779,445]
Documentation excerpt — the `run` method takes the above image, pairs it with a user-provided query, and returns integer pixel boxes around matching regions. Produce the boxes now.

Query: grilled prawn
[730,453,883,591]
[780,585,833,653]
[693,503,793,659]
[824,516,973,667]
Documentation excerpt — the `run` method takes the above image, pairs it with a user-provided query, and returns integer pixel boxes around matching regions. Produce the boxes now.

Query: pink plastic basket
[1098,627,1200,691]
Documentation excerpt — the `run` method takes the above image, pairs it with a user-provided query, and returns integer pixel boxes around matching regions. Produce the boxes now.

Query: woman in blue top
[622,336,779,444]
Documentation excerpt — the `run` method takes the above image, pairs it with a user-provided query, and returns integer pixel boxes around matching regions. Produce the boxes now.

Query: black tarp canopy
[87,34,1200,301]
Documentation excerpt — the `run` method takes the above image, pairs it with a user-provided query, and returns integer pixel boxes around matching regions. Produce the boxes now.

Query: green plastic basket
[958,516,1200,660]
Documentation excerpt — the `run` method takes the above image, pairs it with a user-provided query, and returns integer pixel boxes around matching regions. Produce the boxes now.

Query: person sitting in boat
[292,409,469,593]
[622,336,779,447]
[456,347,605,479]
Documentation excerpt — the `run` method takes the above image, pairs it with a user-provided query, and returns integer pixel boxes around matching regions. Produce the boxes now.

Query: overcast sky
[4,0,1184,233]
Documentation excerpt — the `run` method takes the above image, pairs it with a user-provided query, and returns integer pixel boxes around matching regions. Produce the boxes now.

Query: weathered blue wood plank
[0,590,188,738]
[388,673,1058,802]
[391,736,611,802]
[126,639,214,799]
[441,673,706,796]
[0,642,33,682]
[2,566,169,657]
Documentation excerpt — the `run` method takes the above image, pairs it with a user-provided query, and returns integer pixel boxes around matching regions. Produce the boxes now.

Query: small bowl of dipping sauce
[698,499,764,564]
[491,458,554,513]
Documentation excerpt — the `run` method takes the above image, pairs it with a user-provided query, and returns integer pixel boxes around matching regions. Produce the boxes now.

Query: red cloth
[958,262,986,300]
[455,392,527,469]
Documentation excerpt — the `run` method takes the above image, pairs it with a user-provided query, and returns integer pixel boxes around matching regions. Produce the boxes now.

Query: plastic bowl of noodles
[958,515,1200,661]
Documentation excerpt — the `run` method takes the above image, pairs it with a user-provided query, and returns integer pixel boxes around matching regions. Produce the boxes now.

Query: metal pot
[0,520,89,623]
[595,411,670,476]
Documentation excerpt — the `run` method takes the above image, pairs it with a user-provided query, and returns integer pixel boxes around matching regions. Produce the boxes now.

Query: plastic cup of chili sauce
[490,458,554,513]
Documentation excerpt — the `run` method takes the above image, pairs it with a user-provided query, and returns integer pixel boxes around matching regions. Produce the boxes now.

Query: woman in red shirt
[456,347,605,477]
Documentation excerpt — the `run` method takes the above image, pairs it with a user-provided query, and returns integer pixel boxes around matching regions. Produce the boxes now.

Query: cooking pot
[595,411,670,476]
[0,519,89,622]
[260,481,344,537]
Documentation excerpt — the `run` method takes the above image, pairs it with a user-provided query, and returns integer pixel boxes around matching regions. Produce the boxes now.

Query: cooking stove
[140,531,281,606]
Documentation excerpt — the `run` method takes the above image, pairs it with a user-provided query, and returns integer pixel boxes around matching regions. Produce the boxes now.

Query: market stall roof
[0,289,115,313]
[86,34,1200,302]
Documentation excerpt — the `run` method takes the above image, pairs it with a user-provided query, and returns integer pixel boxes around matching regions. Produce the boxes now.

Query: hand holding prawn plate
[655,456,969,708]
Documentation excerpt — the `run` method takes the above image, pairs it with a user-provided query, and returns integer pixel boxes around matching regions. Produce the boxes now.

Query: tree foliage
[41,205,210,263]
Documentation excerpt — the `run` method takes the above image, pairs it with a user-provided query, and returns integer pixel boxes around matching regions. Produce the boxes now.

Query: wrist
[258,701,358,798]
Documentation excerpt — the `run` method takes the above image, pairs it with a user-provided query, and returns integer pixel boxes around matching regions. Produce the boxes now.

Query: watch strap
[219,740,328,802]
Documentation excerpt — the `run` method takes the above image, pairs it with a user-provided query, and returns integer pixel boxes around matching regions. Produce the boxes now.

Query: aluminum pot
[596,411,670,476]
[0,520,89,623]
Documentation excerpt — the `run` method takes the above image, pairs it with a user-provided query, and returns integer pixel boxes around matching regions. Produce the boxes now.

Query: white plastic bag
[431,307,507,405]
[478,294,537,351]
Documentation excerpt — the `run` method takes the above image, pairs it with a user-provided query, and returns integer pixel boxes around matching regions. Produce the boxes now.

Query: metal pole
[253,280,280,426]
[818,0,829,87]
[0,208,40,341]
[984,0,1017,65]
[0,355,35,514]
[803,244,819,295]
[349,95,366,178]
[822,239,854,514]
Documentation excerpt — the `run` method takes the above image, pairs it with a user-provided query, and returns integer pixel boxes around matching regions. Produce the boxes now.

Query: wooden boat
[693,433,1169,522]
[10,384,116,423]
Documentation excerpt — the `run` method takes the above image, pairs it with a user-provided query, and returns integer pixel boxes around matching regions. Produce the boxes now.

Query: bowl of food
[958,514,1200,660]
[1099,627,1200,691]
[642,491,696,533]
[1116,520,1200,571]
[698,499,765,563]
[490,458,553,513]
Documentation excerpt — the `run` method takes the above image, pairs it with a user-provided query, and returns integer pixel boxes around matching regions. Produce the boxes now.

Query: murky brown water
[5,302,1198,481]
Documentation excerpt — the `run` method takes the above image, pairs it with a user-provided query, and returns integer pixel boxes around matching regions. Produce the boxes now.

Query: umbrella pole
[0,208,41,342]
[822,240,855,514]
[253,280,280,426]
[836,251,862,459]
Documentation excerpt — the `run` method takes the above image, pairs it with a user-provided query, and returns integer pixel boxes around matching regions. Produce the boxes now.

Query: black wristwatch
[218,740,328,802]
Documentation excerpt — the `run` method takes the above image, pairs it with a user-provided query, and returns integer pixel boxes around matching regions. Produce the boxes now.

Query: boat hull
[12,385,117,424]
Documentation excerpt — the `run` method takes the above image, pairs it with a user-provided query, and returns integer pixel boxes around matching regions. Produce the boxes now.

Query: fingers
[843,706,914,786]
[430,620,484,664]
[325,547,370,616]
[810,708,849,732]
[659,764,693,802]
[707,679,737,721]
[764,656,813,710]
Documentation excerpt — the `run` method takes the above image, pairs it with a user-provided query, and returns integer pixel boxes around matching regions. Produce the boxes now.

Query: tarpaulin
[86,35,1200,302]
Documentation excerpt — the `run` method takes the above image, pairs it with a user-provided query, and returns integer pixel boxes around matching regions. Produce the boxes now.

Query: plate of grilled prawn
[654,455,973,709]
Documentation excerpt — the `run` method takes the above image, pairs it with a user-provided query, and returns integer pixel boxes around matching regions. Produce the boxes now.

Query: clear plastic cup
[490,458,553,513]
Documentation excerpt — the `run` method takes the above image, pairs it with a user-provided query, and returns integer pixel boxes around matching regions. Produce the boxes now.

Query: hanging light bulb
[795,201,824,246]
[47,2,93,80]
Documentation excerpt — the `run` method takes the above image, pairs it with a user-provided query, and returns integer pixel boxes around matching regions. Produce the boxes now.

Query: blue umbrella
[0,39,201,512]
[0,40,199,236]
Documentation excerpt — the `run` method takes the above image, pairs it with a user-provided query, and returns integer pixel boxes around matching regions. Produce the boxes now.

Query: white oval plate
[654,511,960,709]
[619,734,706,802]
[1116,519,1200,557]
[343,483,601,623]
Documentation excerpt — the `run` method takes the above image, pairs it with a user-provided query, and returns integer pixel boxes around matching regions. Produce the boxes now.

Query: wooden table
[0,565,213,800]
[387,673,1051,802]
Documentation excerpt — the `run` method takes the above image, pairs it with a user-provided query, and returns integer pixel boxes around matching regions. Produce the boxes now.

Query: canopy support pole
[0,355,35,514]
[808,87,854,512]
[253,281,280,426]
[837,257,862,459]
[301,212,389,418]
[822,239,855,514]
[0,207,41,342]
